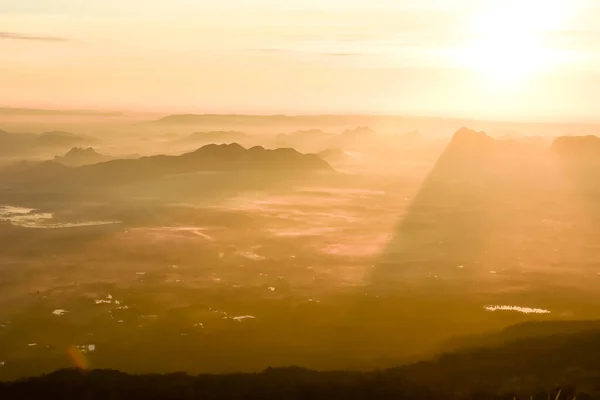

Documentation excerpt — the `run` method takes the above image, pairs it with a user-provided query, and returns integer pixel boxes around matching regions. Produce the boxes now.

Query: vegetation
[0,368,592,400]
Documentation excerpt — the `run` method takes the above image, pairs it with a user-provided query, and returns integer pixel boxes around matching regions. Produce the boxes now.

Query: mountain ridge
[1,143,333,186]
[53,147,112,167]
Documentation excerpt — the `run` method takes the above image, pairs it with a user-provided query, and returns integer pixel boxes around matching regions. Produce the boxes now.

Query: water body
[0,205,120,229]
[484,305,551,314]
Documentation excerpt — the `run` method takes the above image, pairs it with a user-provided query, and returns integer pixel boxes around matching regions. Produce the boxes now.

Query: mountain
[0,107,123,117]
[0,130,87,156]
[53,147,112,167]
[552,135,600,162]
[337,126,377,150]
[439,127,494,158]
[147,114,384,127]
[433,127,545,176]
[1,143,332,187]
[85,143,331,177]
[373,127,551,282]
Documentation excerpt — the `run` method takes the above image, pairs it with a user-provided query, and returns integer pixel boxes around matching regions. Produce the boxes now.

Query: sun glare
[458,1,572,91]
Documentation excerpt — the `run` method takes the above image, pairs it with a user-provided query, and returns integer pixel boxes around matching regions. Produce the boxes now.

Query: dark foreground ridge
[2,326,600,399]
[0,368,585,400]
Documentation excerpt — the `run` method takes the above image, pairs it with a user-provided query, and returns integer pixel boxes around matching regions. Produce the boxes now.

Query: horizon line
[2,105,600,126]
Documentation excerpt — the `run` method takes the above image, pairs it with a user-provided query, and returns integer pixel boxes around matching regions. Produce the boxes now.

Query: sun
[462,31,547,90]
[457,0,572,91]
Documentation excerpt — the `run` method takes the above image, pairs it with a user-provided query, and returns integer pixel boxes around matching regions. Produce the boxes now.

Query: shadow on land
[332,128,600,366]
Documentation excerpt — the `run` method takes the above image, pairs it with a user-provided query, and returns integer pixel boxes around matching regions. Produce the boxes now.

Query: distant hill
[2,143,332,186]
[147,114,373,126]
[53,147,112,167]
[441,127,494,155]
[552,135,600,162]
[0,129,87,156]
[0,107,123,117]
[433,127,546,174]
[141,114,600,140]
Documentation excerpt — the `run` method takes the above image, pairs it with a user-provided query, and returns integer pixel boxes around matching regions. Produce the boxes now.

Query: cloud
[247,48,365,58]
[250,48,288,54]
[0,31,69,42]
[327,53,363,57]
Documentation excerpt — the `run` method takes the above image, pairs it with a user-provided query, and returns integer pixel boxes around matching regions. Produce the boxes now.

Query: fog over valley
[0,109,599,398]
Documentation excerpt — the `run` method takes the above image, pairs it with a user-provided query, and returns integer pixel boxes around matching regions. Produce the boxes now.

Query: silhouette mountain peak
[53,147,110,167]
[65,147,99,155]
[191,142,246,155]
[451,127,491,142]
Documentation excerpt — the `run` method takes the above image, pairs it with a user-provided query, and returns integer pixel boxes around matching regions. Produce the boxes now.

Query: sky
[2,0,600,120]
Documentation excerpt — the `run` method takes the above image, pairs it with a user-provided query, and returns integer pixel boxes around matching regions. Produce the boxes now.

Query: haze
[3,0,600,120]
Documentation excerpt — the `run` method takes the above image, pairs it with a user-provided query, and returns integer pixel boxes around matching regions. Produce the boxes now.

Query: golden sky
[2,0,599,120]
